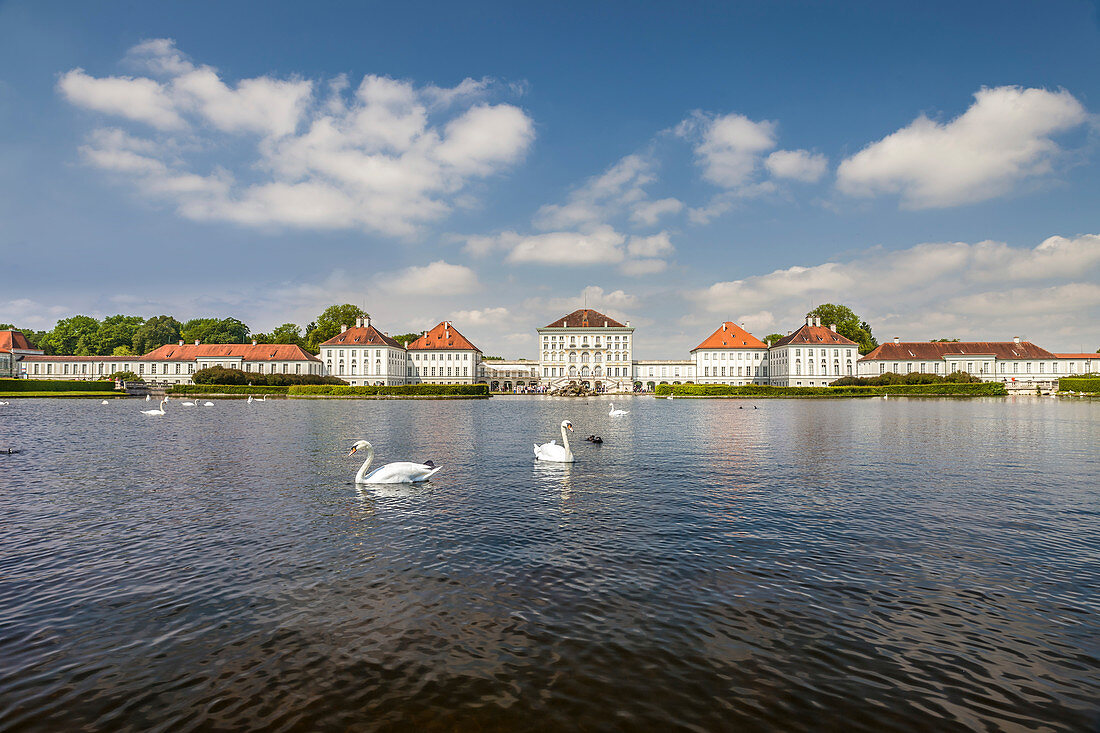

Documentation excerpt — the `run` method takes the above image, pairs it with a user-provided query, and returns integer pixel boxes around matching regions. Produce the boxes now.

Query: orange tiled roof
[860,341,1055,361]
[139,343,321,362]
[1055,353,1098,359]
[773,324,858,348]
[544,309,626,329]
[691,322,767,351]
[321,323,403,349]
[406,321,480,351]
[0,330,38,354]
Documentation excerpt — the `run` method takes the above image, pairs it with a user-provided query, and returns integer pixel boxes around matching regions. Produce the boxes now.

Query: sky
[1,0,1099,357]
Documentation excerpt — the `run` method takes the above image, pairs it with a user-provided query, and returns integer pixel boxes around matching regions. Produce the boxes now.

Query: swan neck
[355,445,374,483]
[560,425,572,455]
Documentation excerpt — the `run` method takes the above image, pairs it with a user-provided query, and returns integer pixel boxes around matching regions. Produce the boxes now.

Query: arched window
[569,352,577,363]
[581,366,590,376]
[581,353,590,363]
[568,366,577,377]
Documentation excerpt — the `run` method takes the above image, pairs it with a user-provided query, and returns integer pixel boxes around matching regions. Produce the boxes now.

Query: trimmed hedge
[655,382,1006,397]
[830,371,982,386]
[289,383,490,397]
[168,384,290,395]
[1059,377,1100,393]
[0,378,116,393]
[192,366,344,386]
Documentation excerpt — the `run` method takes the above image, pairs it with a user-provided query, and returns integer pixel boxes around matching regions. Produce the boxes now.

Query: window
[175,363,181,374]
[150,363,156,374]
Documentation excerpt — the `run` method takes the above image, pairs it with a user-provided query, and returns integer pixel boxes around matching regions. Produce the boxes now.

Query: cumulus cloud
[59,39,535,236]
[626,231,674,258]
[765,149,827,182]
[379,260,481,295]
[533,153,656,231]
[531,286,639,320]
[677,111,777,188]
[448,306,512,325]
[836,86,1089,208]
[630,197,683,226]
[689,233,1100,345]
[504,226,627,265]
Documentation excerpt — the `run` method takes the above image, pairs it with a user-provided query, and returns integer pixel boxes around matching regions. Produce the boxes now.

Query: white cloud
[689,233,1100,344]
[626,231,674,258]
[533,153,655,230]
[379,260,481,295]
[766,149,827,182]
[836,85,1089,208]
[58,68,184,130]
[677,111,776,188]
[503,226,627,265]
[448,306,511,325]
[630,197,683,226]
[60,39,535,237]
[531,286,639,321]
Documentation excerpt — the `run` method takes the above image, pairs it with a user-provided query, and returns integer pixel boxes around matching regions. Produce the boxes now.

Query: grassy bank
[1058,377,1100,393]
[289,384,490,398]
[655,383,1007,398]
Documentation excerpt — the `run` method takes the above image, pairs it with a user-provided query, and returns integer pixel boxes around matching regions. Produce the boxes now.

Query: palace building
[857,337,1062,384]
[321,317,407,386]
[769,317,859,387]
[537,309,635,392]
[691,321,770,385]
[406,321,482,385]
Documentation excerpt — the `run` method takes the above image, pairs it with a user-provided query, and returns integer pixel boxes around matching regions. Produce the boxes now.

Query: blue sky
[2,0,1099,356]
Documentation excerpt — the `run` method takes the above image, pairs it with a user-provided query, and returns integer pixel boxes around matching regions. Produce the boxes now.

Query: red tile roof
[21,355,111,361]
[544,309,626,329]
[406,321,480,351]
[321,323,403,349]
[0,330,38,354]
[1056,353,1099,359]
[772,323,858,348]
[860,341,1056,361]
[139,343,321,362]
[692,322,768,351]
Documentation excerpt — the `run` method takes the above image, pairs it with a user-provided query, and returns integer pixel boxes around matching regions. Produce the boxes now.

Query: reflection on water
[0,395,1097,731]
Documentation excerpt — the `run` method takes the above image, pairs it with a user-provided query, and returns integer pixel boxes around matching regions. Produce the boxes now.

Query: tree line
[0,304,395,357]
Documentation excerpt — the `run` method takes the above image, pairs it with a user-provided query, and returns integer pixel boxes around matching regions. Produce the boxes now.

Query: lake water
[1,395,1098,731]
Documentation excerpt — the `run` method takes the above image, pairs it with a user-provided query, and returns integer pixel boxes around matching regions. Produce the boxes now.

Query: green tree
[90,314,145,355]
[181,317,251,345]
[931,338,960,343]
[132,316,183,355]
[255,321,308,343]
[41,315,100,355]
[305,305,369,352]
[391,332,422,345]
[807,304,879,355]
[112,344,136,356]
[764,333,785,345]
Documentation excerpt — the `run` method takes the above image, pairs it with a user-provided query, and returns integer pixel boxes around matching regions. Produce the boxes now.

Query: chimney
[829,323,836,332]
[894,337,900,345]
[340,324,347,333]
[366,316,371,328]
[766,339,772,347]
[626,321,631,327]
[722,323,727,331]
[787,330,792,336]
[740,321,745,331]
[251,339,257,346]
[1013,336,1020,344]
[178,340,184,346]
[194,339,200,345]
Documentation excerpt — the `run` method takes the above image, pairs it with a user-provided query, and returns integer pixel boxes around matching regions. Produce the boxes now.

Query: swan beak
[567,425,574,431]
[348,446,358,456]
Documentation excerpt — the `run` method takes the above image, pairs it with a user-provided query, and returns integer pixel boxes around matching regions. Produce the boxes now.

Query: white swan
[203,401,214,407]
[0,401,9,406]
[180,400,196,407]
[247,395,254,404]
[100,400,109,405]
[608,403,629,416]
[349,440,441,483]
[145,394,151,402]
[141,399,167,416]
[534,420,575,462]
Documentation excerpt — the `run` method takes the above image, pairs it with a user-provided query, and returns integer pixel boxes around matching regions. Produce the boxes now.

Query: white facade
[479,360,541,391]
[406,321,482,385]
[769,317,859,387]
[321,317,407,386]
[632,360,694,389]
[857,337,1063,384]
[691,321,770,385]
[538,309,635,392]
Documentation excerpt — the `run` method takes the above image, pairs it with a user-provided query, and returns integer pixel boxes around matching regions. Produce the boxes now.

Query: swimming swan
[349,440,441,483]
[141,399,167,416]
[181,400,196,407]
[608,403,629,416]
[535,420,575,462]
[203,401,214,407]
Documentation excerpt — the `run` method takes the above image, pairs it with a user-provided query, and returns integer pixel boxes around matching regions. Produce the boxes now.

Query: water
[1,395,1097,731]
